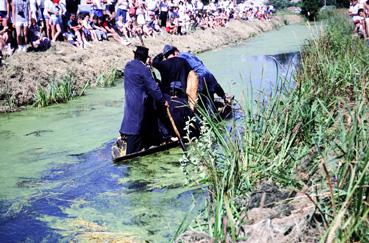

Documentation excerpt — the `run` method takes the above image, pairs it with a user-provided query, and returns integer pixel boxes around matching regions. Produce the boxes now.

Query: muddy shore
[0,15,302,112]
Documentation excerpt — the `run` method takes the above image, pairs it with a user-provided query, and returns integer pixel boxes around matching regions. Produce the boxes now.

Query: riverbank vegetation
[179,12,368,242]
[33,74,90,108]
[33,67,121,108]
[96,68,122,88]
[31,67,120,108]
[270,0,350,21]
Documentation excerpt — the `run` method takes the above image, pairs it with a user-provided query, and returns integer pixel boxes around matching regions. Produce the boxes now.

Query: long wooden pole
[166,107,186,151]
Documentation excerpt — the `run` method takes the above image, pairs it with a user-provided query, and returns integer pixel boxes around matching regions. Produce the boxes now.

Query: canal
[0,23,317,242]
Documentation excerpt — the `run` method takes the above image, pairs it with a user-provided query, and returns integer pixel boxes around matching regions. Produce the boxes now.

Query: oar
[166,106,186,151]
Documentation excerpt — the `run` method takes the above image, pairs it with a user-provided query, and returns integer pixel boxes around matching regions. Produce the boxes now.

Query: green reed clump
[96,68,122,87]
[33,67,121,108]
[181,113,242,241]
[34,73,89,107]
[180,12,368,242]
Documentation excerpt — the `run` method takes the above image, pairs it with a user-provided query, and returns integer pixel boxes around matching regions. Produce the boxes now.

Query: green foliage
[301,0,321,21]
[318,6,336,20]
[316,0,349,8]
[33,67,121,108]
[181,114,242,241]
[179,12,369,242]
[96,68,122,87]
[33,73,88,107]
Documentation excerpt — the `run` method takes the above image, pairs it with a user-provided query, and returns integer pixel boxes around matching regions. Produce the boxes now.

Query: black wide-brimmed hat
[133,46,149,59]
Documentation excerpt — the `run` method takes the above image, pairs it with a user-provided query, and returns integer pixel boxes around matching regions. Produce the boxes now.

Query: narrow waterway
[0,23,316,242]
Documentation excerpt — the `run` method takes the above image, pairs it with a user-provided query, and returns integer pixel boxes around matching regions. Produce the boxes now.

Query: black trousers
[126,134,144,154]
[160,11,168,27]
[123,97,166,154]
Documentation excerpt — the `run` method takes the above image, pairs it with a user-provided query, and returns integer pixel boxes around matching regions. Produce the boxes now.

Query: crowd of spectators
[349,0,369,41]
[0,0,274,62]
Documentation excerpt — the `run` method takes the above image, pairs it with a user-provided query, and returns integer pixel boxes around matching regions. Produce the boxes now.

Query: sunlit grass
[179,12,369,242]
[96,68,122,88]
[33,73,89,107]
[33,67,122,108]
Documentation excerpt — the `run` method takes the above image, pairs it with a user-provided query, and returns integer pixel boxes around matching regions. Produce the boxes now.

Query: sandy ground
[0,15,302,112]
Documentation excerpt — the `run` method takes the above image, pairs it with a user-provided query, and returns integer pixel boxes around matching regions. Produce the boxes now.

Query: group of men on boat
[116,44,228,156]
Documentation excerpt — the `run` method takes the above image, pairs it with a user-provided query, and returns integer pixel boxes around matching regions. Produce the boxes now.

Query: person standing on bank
[119,46,168,155]
[13,0,31,51]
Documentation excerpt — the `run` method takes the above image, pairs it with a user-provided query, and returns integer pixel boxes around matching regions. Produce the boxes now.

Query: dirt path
[0,15,302,112]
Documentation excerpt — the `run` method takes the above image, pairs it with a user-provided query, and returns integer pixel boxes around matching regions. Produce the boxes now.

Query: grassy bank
[179,13,368,242]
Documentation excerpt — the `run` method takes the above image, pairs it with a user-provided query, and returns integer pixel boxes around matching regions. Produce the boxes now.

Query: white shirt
[0,0,7,11]
[43,0,53,16]
[93,0,103,9]
[136,8,145,24]
[196,0,203,10]
[117,0,128,10]
[59,0,66,14]
[349,3,359,16]
[208,2,216,11]
[186,2,193,12]
[30,0,37,18]
[352,15,361,22]
[146,0,157,11]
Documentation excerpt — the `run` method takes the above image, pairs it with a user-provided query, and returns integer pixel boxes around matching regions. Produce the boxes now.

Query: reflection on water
[241,52,300,94]
[199,22,317,99]
[203,51,301,100]
[0,24,313,242]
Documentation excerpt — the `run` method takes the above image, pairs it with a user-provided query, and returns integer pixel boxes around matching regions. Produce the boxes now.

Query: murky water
[0,24,315,242]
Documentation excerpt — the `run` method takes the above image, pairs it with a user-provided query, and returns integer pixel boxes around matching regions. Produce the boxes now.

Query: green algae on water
[0,86,123,200]
[39,150,205,242]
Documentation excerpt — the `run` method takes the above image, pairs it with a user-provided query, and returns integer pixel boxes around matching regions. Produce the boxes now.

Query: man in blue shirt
[119,46,168,154]
[162,45,227,112]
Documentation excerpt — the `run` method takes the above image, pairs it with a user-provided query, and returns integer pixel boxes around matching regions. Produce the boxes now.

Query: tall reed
[180,12,369,242]
[96,68,122,87]
[33,73,89,107]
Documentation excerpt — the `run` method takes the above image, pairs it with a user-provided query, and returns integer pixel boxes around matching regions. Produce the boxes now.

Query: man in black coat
[119,46,168,154]
[152,44,199,137]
